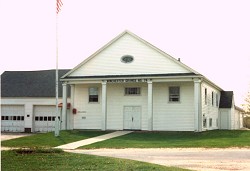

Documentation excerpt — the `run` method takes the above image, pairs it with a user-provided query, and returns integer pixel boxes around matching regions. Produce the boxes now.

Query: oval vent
[121,55,134,63]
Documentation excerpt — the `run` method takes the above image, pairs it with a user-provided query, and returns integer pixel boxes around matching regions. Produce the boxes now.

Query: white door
[1,105,25,132]
[123,106,141,130]
[34,105,57,132]
[220,111,229,129]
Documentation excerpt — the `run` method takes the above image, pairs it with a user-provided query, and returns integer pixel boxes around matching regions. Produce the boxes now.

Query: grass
[1,130,111,148]
[81,130,250,149]
[1,149,189,171]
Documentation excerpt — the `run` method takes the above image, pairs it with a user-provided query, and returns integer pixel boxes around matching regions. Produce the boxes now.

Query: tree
[243,91,250,114]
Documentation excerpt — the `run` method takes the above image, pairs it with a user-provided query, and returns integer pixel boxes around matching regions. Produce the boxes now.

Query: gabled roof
[1,69,70,97]
[219,91,233,108]
[62,30,201,79]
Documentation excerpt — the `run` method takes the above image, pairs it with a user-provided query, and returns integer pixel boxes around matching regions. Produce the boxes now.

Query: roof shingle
[1,70,70,97]
[219,91,233,108]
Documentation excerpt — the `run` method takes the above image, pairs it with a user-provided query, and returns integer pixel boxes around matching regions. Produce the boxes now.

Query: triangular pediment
[63,30,199,79]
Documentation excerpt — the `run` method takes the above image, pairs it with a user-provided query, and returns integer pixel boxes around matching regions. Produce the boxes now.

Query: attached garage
[1,69,70,133]
[34,105,58,132]
[1,105,25,132]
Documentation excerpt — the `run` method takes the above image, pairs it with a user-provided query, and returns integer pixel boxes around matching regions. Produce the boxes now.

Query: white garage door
[34,105,59,132]
[1,105,25,132]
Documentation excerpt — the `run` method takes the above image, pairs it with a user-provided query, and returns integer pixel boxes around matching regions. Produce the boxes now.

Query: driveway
[1,132,33,141]
[67,148,250,171]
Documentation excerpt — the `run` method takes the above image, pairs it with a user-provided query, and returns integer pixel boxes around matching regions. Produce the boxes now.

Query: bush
[243,117,250,128]
[13,147,63,154]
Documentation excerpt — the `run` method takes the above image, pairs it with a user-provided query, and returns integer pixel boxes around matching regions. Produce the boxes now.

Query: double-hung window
[212,91,214,106]
[205,88,208,105]
[89,87,99,102]
[216,93,219,107]
[169,86,180,102]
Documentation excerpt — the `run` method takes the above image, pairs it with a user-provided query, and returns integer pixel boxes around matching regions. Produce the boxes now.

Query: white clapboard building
[60,30,244,132]
[1,31,244,132]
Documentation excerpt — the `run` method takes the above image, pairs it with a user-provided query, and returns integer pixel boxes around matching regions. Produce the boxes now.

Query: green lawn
[1,149,188,171]
[81,130,250,149]
[1,130,111,148]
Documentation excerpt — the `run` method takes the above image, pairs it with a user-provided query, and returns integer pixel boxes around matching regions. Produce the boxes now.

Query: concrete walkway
[56,131,132,150]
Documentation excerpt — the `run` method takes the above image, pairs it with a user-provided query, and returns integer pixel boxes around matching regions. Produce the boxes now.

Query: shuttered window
[169,86,180,102]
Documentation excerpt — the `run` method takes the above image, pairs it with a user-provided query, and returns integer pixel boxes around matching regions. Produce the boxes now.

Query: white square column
[194,79,202,132]
[147,80,153,131]
[102,81,107,131]
[61,83,67,130]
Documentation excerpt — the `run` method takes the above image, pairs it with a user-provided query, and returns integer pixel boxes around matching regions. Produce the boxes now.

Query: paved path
[66,148,250,171]
[56,131,133,150]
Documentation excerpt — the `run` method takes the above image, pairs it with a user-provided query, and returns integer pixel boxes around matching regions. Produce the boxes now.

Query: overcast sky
[0,0,249,106]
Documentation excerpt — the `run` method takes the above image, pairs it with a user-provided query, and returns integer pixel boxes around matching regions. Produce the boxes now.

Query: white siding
[233,109,240,129]
[69,34,190,77]
[201,82,220,130]
[219,109,230,129]
[73,84,102,129]
[153,82,195,131]
[232,108,243,129]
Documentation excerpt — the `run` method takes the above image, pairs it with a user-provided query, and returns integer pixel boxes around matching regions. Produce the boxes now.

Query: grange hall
[59,30,243,132]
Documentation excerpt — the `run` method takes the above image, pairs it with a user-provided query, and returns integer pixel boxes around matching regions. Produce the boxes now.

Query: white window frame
[89,87,99,103]
[125,87,141,96]
[169,86,180,102]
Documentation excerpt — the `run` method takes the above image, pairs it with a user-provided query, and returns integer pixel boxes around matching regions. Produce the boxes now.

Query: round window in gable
[121,55,134,64]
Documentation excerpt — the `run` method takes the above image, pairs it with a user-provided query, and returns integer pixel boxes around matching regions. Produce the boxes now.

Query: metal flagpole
[54,14,59,137]
[55,0,63,137]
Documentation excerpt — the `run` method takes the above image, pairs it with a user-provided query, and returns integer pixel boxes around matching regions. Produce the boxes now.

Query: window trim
[169,86,180,102]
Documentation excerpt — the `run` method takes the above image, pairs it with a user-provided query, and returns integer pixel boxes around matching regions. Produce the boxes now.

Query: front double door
[123,106,141,130]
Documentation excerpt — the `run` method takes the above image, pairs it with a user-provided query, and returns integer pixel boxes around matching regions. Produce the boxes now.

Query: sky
[0,0,249,107]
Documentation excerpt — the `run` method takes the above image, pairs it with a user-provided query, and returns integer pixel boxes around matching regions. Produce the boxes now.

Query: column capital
[147,79,153,84]
[102,80,107,84]
[194,79,202,83]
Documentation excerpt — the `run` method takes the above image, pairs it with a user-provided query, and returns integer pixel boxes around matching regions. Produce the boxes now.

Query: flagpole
[55,0,62,137]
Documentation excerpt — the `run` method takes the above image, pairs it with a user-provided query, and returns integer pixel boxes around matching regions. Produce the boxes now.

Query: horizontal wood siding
[106,83,148,130]
[69,34,190,77]
[153,82,195,131]
[73,84,102,129]
[201,82,220,130]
